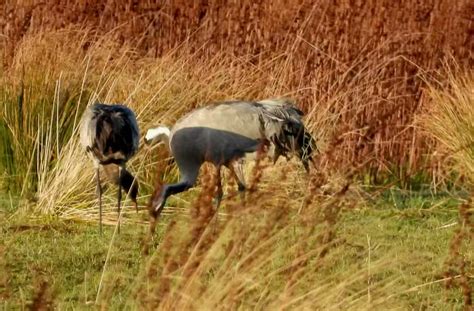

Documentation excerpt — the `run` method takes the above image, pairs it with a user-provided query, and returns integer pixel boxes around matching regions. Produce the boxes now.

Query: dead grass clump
[421,69,474,187]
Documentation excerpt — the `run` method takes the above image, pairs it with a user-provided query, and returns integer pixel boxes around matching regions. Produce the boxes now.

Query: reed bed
[1,0,472,178]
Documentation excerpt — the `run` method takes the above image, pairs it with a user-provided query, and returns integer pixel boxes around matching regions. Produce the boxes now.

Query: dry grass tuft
[422,69,474,186]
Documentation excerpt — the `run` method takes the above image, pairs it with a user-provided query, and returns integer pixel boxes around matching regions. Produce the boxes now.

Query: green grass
[0,206,166,308]
[0,192,467,309]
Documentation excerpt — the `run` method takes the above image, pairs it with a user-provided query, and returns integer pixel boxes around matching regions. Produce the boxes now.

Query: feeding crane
[145,99,315,227]
[80,103,140,233]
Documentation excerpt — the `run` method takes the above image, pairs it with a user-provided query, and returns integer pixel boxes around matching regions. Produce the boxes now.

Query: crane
[145,99,315,228]
[80,103,140,233]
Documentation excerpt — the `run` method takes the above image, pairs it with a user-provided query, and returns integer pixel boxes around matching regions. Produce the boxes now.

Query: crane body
[146,99,315,224]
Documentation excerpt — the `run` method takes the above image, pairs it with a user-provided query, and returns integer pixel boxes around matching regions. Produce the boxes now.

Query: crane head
[144,126,171,147]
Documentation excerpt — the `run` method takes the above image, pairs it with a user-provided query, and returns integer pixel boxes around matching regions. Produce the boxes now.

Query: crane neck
[145,126,171,151]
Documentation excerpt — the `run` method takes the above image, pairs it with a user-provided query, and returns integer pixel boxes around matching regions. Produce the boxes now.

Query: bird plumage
[255,99,315,171]
[144,126,170,147]
[153,99,315,169]
[80,103,140,233]
[147,99,316,226]
[80,103,139,165]
[169,100,313,162]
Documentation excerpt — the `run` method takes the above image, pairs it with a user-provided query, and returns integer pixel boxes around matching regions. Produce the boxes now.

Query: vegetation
[2,0,473,176]
[0,2,473,310]
[0,193,466,309]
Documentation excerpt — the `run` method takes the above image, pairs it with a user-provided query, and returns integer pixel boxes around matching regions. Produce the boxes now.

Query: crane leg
[214,165,223,209]
[96,167,103,235]
[230,161,246,200]
[210,165,223,231]
[117,166,122,234]
[134,190,138,214]
[272,147,282,165]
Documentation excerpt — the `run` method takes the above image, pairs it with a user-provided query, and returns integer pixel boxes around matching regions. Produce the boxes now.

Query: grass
[0,219,143,308]
[0,25,472,309]
[0,192,466,309]
[422,69,474,185]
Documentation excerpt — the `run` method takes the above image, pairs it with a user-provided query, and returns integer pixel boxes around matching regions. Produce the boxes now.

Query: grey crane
[146,99,315,225]
[80,103,140,233]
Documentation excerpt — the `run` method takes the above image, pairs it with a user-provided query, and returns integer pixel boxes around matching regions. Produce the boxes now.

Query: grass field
[0,4,473,309]
[0,191,469,309]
